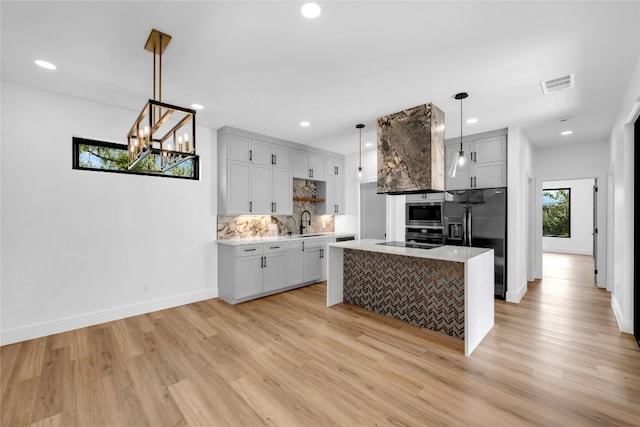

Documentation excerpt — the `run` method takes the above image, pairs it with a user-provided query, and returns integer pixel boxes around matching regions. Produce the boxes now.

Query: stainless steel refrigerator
[443,188,507,299]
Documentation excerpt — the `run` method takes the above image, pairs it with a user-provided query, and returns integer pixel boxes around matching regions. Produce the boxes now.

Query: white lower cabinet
[303,247,322,283]
[236,255,263,299]
[302,238,331,282]
[286,241,304,286]
[219,237,335,304]
[263,244,287,292]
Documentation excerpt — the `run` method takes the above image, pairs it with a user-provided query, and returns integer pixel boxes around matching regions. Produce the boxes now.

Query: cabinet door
[303,248,322,283]
[272,145,291,169]
[227,135,251,162]
[273,168,292,214]
[324,178,335,215]
[292,150,309,178]
[308,154,326,181]
[475,162,507,188]
[286,241,304,286]
[445,165,473,191]
[263,252,286,292]
[473,135,506,164]
[251,164,273,214]
[251,140,272,165]
[236,256,263,298]
[227,160,251,214]
[334,176,345,214]
[327,157,344,177]
[445,141,473,169]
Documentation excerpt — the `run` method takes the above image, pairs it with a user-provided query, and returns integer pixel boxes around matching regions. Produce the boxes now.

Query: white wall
[533,141,609,287]
[0,82,218,345]
[506,126,533,303]
[608,54,639,334]
[542,179,594,255]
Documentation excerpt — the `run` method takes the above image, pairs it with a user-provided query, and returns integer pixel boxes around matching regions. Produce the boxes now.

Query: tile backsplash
[217,179,335,240]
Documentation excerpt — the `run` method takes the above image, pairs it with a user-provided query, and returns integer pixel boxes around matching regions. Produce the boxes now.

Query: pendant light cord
[359,127,362,168]
[459,95,463,151]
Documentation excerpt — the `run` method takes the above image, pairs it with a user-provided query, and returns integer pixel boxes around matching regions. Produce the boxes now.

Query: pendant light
[448,92,470,178]
[355,124,368,183]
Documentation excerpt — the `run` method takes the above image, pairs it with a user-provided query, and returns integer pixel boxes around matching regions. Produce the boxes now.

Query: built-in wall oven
[405,200,445,246]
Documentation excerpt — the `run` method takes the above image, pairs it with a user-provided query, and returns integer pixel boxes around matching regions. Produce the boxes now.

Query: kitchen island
[327,239,494,356]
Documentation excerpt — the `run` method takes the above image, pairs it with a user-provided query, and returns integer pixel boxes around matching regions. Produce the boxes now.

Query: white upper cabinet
[272,144,291,169]
[293,150,326,180]
[273,167,292,214]
[445,130,507,190]
[327,157,344,177]
[227,134,251,162]
[474,136,507,164]
[218,127,343,215]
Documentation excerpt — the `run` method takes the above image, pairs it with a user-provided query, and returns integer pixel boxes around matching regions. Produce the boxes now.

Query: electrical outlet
[142,282,150,292]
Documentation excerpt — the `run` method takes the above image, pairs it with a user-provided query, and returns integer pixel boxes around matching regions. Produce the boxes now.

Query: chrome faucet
[300,210,311,235]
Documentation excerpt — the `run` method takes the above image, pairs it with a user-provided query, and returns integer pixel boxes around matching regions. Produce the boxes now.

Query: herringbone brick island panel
[343,249,465,339]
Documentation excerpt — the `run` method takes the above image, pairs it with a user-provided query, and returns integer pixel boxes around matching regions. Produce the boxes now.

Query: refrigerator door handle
[462,207,468,246]
[467,206,473,246]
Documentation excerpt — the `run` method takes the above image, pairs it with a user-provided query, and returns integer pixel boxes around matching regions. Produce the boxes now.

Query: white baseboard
[506,281,527,304]
[0,288,218,346]
[542,249,593,256]
[611,296,634,334]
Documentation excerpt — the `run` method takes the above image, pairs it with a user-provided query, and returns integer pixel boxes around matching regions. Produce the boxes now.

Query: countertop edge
[216,233,355,246]
[328,239,493,263]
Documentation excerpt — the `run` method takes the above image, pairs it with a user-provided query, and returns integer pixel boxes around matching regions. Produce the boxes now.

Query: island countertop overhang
[328,239,493,263]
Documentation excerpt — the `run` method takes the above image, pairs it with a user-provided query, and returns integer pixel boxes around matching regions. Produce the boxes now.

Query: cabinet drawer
[264,243,286,254]
[236,244,263,257]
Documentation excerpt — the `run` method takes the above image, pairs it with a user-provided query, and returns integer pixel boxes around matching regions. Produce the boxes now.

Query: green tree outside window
[542,188,570,237]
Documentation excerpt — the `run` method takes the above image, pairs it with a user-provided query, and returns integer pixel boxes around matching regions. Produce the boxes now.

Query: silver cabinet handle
[302,241,305,251]
[249,149,253,161]
[249,201,252,212]
[245,248,256,252]
[263,256,267,268]
[260,256,264,268]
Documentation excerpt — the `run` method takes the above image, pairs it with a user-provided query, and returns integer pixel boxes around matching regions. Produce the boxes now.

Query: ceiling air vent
[540,73,575,94]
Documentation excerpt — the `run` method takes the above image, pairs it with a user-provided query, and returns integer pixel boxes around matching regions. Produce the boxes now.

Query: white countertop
[328,239,492,263]
[216,232,355,246]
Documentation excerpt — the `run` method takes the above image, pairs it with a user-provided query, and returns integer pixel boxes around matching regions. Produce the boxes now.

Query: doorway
[360,182,386,239]
[542,178,597,284]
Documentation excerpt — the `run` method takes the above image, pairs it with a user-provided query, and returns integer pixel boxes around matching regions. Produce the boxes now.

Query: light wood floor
[2,253,639,426]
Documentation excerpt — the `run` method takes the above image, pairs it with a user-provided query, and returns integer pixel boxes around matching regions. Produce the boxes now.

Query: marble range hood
[376,103,445,195]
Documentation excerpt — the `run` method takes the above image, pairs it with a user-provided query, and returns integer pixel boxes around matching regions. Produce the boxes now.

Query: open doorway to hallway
[542,178,597,285]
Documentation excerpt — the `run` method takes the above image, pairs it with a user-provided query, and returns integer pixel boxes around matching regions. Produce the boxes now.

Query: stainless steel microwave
[406,201,443,226]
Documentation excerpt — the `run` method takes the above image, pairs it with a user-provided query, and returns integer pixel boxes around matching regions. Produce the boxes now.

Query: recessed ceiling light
[561,130,573,136]
[300,121,310,127]
[301,2,321,19]
[35,59,56,70]
[466,118,478,124]
[191,104,204,110]
[365,142,373,147]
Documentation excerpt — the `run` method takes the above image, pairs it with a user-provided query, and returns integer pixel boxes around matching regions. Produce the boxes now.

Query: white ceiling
[2,1,638,154]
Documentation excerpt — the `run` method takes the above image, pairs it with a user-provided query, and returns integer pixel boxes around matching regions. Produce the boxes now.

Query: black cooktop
[376,241,442,249]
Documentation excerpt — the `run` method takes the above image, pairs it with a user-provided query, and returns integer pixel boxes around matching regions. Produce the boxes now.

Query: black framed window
[542,188,570,237]
[72,137,199,180]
